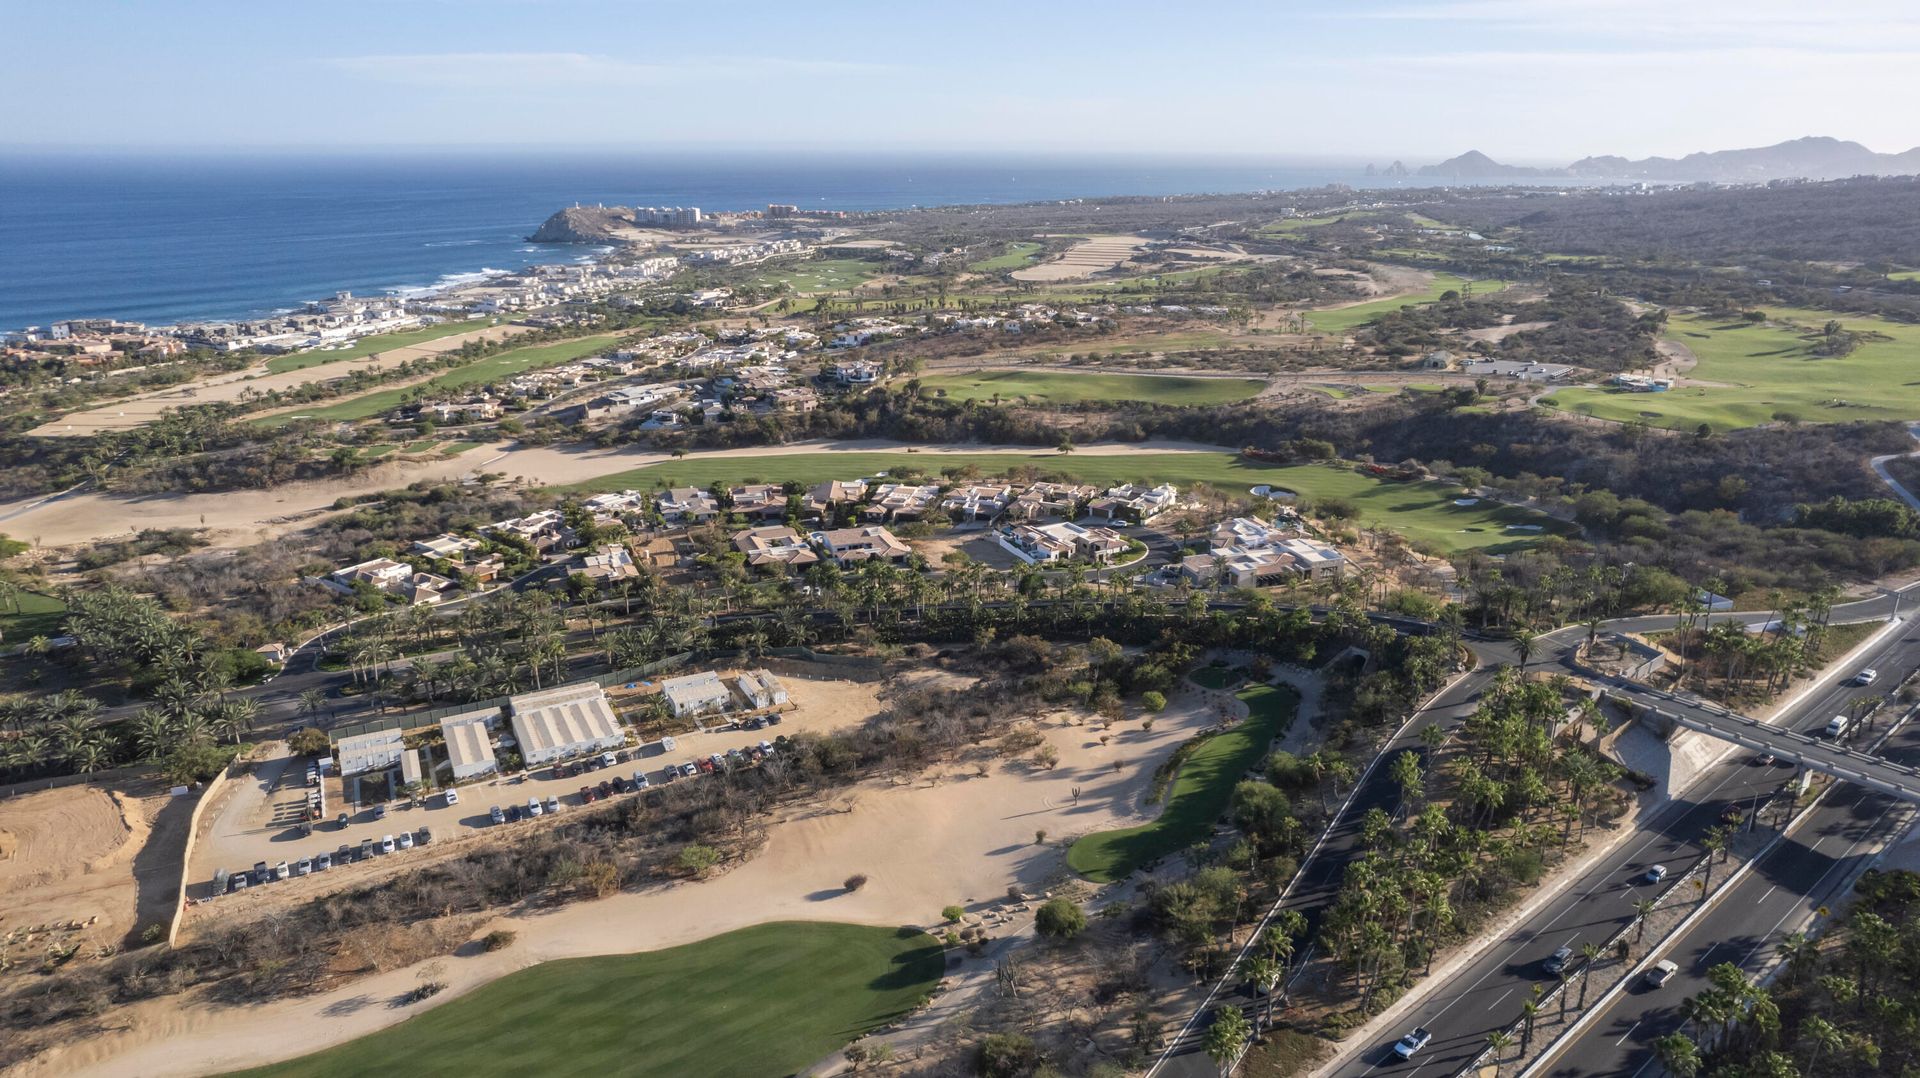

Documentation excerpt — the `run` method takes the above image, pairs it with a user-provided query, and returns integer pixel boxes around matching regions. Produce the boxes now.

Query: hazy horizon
[10,0,1919,162]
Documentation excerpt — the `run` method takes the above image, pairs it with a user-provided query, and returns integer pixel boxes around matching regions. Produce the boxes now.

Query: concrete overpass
[1612,687,1920,804]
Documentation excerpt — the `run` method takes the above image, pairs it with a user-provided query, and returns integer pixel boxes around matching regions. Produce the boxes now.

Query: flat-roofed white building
[440,709,499,780]
[734,669,788,710]
[336,728,406,776]
[400,747,424,787]
[661,670,734,718]
[508,683,626,765]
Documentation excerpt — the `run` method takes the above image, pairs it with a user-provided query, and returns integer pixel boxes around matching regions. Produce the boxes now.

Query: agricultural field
[262,320,489,374]
[233,923,943,1078]
[259,334,618,425]
[561,451,1570,554]
[1300,274,1507,335]
[967,241,1044,272]
[918,370,1265,406]
[1542,308,1920,431]
[1067,684,1297,882]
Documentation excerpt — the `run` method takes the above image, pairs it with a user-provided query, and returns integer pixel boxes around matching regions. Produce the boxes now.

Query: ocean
[1,153,1447,332]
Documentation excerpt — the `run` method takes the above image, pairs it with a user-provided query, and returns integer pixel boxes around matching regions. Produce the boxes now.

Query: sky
[7,0,1920,162]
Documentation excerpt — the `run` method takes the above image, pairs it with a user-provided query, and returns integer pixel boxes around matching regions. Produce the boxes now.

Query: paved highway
[1326,617,1920,1078]
[1536,650,1920,1075]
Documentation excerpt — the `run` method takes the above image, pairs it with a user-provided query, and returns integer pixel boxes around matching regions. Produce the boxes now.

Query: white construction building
[335,728,406,777]
[661,670,735,718]
[440,709,500,781]
[508,683,626,765]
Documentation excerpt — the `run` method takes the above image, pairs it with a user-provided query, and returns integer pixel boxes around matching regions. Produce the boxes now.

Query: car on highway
[1755,751,1777,766]
[1826,715,1852,738]
[1855,668,1879,685]
[1645,959,1679,987]
[1545,944,1574,975]
[1643,864,1668,884]
[1392,1027,1433,1059]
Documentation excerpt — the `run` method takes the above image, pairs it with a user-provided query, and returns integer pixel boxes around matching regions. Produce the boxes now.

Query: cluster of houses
[681,238,804,264]
[1177,515,1345,587]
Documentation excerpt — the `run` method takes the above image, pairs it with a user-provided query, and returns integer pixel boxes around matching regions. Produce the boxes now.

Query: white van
[1825,715,1850,738]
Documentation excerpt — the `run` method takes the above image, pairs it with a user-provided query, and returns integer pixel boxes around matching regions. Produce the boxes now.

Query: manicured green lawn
[1543,308,1920,431]
[1257,211,1383,235]
[229,922,943,1078]
[919,370,1264,406]
[0,590,67,642]
[439,440,485,456]
[259,334,617,424]
[1068,684,1297,881]
[1189,666,1241,690]
[968,241,1044,273]
[262,320,489,374]
[1302,274,1507,335]
[558,452,1567,554]
[742,257,881,294]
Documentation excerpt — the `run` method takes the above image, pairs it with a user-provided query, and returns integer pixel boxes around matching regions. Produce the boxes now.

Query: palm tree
[1578,942,1603,1006]
[1204,1005,1250,1074]
[1485,1030,1516,1066]
[298,688,330,725]
[1633,898,1658,943]
[1799,1015,1842,1075]
[1512,625,1537,670]
[1244,956,1282,1030]
[1520,999,1541,1053]
[131,707,174,762]
[1654,1032,1702,1078]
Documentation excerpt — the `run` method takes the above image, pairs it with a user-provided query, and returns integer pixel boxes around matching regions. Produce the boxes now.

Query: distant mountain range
[1405,137,1920,183]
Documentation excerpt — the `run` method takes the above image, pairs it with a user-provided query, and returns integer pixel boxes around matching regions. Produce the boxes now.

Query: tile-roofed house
[860,483,939,522]
[998,522,1131,565]
[728,483,788,520]
[806,480,868,517]
[732,526,821,570]
[939,484,1015,522]
[579,543,639,583]
[656,487,720,524]
[1088,483,1179,523]
[1006,482,1099,521]
[811,526,913,567]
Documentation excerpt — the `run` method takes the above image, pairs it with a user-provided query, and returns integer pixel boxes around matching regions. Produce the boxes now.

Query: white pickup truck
[1392,1027,1433,1060]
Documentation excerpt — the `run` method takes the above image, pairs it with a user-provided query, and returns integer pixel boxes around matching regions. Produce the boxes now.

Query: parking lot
[188,673,882,900]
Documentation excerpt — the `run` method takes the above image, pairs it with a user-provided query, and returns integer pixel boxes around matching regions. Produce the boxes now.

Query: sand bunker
[40,685,1225,1078]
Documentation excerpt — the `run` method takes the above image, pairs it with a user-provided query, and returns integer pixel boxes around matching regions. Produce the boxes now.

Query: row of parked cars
[223,827,434,893]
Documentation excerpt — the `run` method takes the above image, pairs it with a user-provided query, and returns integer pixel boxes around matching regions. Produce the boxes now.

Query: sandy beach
[30,687,1220,1077]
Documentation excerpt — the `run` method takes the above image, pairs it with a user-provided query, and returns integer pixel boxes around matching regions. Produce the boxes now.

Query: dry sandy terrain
[189,672,889,898]
[1012,234,1150,282]
[0,780,190,963]
[28,325,528,437]
[0,438,1228,551]
[35,683,1223,1078]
